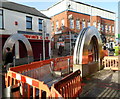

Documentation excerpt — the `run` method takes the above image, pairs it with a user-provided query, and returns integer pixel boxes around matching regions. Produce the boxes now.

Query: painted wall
[0,8,51,37]
[41,0,115,20]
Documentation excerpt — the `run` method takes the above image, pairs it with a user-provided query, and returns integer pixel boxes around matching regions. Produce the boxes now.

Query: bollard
[13,56,16,67]
[49,61,54,74]
[40,53,42,61]
[67,58,70,74]
[51,61,54,70]
[28,55,29,64]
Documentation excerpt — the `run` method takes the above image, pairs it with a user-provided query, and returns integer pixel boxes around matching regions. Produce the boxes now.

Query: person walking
[102,46,108,57]
[4,47,13,71]
[58,44,63,56]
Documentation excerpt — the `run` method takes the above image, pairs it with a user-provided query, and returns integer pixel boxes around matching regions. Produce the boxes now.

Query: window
[112,26,114,33]
[51,22,54,31]
[70,19,74,29]
[105,25,107,33]
[109,25,111,32]
[56,21,59,31]
[38,19,42,31]
[107,25,110,32]
[82,21,85,28]
[93,22,96,27]
[61,19,65,26]
[88,21,90,27]
[76,19,80,29]
[0,10,3,29]
[101,24,105,32]
[98,23,101,31]
[61,19,65,30]
[26,16,32,29]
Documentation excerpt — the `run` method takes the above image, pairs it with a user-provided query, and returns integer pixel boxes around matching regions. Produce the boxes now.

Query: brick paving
[80,69,120,98]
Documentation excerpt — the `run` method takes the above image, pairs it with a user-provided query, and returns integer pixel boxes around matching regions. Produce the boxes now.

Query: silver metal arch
[73,26,102,65]
[3,34,33,59]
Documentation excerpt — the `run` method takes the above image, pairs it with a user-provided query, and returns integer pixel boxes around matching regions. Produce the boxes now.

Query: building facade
[0,1,51,62]
[41,0,116,53]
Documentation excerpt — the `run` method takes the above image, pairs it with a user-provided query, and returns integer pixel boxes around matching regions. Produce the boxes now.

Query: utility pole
[42,20,45,60]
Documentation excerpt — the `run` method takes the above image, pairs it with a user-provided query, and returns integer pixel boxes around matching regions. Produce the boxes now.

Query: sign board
[24,34,42,40]
[57,42,65,49]
[55,31,62,34]
[24,34,49,40]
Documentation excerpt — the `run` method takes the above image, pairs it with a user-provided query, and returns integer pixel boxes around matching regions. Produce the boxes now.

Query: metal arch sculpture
[3,34,33,61]
[73,26,102,77]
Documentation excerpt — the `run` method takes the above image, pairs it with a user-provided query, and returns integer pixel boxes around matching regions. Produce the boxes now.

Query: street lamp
[69,31,72,55]
[42,20,46,60]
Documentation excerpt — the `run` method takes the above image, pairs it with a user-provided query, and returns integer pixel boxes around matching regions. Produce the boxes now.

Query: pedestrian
[58,44,63,56]
[4,47,13,71]
[102,46,108,58]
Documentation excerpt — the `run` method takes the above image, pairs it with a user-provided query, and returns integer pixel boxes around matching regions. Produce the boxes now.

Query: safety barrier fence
[5,70,52,98]
[102,56,119,70]
[52,70,82,98]
[54,56,73,71]
[5,56,82,98]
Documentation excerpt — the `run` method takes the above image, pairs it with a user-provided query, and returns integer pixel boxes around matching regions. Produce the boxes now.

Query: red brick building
[42,0,115,53]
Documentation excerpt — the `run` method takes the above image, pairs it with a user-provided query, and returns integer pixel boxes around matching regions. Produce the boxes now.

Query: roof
[0,0,50,19]
[47,0,115,14]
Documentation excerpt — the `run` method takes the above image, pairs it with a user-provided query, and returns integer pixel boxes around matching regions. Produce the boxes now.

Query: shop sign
[24,34,43,40]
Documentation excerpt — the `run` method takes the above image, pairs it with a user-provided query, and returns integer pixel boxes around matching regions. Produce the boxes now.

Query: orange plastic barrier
[102,56,119,70]
[10,58,55,73]
[5,56,83,98]
[5,70,51,98]
[54,56,73,71]
[52,70,82,98]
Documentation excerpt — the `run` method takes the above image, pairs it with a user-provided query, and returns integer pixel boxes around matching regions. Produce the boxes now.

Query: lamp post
[69,31,72,55]
[42,20,46,60]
